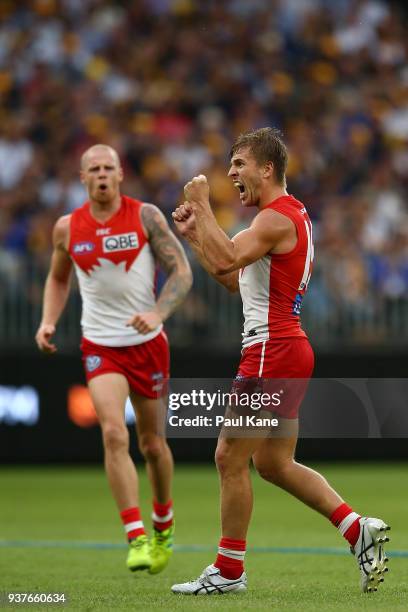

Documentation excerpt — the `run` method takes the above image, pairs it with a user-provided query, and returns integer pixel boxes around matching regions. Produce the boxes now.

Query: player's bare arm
[182,175,295,275]
[35,215,73,353]
[172,202,239,293]
[126,204,193,334]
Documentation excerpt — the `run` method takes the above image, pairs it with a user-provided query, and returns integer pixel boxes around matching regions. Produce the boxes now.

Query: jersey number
[298,219,314,291]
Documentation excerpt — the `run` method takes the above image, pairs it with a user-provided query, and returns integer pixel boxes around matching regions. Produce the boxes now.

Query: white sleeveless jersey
[239,195,313,348]
[240,255,272,348]
[69,196,162,347]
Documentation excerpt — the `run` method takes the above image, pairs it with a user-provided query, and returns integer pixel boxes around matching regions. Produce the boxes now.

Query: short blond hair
[230,127,288,186]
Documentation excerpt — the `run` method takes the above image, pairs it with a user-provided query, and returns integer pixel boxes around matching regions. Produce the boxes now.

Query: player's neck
[259,185,288,210]
[89,193,122,222]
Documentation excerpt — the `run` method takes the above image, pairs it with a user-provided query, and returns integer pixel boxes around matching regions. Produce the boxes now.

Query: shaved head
[80,144,123,204]
[80,144,121,170]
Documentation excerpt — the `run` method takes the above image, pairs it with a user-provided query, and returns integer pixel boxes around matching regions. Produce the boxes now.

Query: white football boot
[351,517,390,592]
[171,564,247,595]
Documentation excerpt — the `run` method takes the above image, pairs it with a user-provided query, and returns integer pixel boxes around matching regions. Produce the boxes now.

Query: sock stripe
[124,520,144,533]
[215,538,246,580]
[152,510,174,523]
[338,512,360,536]
[218,547,246,561]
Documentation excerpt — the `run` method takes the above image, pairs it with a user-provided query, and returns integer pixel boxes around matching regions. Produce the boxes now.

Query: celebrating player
[171,128,389,594]
[35,144,192,574]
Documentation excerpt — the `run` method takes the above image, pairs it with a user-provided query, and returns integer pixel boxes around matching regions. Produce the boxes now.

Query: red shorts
[234,337,314,419]
[80,331,170,399]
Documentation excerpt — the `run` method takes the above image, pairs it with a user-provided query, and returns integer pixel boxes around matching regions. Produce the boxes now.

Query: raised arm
[172,202,239,293]
[35,215,73,353]
[181,175,295,274]
[126,204,192,334]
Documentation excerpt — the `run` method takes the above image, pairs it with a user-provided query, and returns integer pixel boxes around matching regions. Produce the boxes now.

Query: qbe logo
[102,232,139,253]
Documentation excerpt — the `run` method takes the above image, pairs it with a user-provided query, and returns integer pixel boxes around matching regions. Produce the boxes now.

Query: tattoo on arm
[141,204,192,320]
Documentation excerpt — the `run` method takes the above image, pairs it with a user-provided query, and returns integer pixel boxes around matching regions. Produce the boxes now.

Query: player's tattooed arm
[138,203,193,327]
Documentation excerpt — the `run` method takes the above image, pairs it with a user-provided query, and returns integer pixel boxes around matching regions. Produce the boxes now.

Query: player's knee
[138,434,165,462]
[102,423,129,454]
[215,445,229,474]
[215,445,245,477]
[254,459,293,486]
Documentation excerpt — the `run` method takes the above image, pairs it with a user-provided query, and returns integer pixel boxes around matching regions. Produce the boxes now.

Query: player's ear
[263,161,274,179]
[118,166,124,182]
[79,170,86,184]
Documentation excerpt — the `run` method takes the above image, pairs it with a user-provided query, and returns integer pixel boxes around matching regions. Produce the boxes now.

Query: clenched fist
[172,202,196,237]
[126,311,162,334]
[183,174,210,206]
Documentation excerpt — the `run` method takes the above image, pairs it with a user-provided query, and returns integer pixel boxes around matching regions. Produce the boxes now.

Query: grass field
[1,463,407,611]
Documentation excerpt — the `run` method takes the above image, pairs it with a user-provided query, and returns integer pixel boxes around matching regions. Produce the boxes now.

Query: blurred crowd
[1,0,408,343]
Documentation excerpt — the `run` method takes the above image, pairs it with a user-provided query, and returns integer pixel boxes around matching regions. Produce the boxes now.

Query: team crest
[86,355,102,372]
[151,371,164,393]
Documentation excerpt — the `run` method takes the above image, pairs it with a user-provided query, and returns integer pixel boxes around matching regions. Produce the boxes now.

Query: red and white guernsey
[69,196,161,347]
[239,194,313,348]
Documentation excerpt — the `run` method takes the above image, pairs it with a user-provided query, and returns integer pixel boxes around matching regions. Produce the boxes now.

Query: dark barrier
[0,349,407,462]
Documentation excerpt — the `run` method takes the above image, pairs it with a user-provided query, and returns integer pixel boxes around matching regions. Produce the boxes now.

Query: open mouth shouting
[233,180,247,202]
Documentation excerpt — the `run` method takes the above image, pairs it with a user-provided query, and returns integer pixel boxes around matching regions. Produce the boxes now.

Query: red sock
[120,507,145,541]
[214,537,246,579]
[152,499,173,532]
[330,503,361,546]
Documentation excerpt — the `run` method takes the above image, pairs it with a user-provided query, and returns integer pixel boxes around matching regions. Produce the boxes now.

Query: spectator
[0,0,407,346]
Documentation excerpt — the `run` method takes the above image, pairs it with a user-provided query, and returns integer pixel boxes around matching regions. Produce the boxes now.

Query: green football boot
[149,524,175,574]
[126,534,152,572]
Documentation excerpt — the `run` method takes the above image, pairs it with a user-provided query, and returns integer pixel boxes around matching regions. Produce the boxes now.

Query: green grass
[1,463,407,611]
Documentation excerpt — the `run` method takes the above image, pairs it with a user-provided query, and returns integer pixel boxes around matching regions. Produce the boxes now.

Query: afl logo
[73,241,95,254]
[103,232,139,253]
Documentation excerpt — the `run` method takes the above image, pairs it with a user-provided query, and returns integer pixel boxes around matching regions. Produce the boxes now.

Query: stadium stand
[0,0,407,348]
